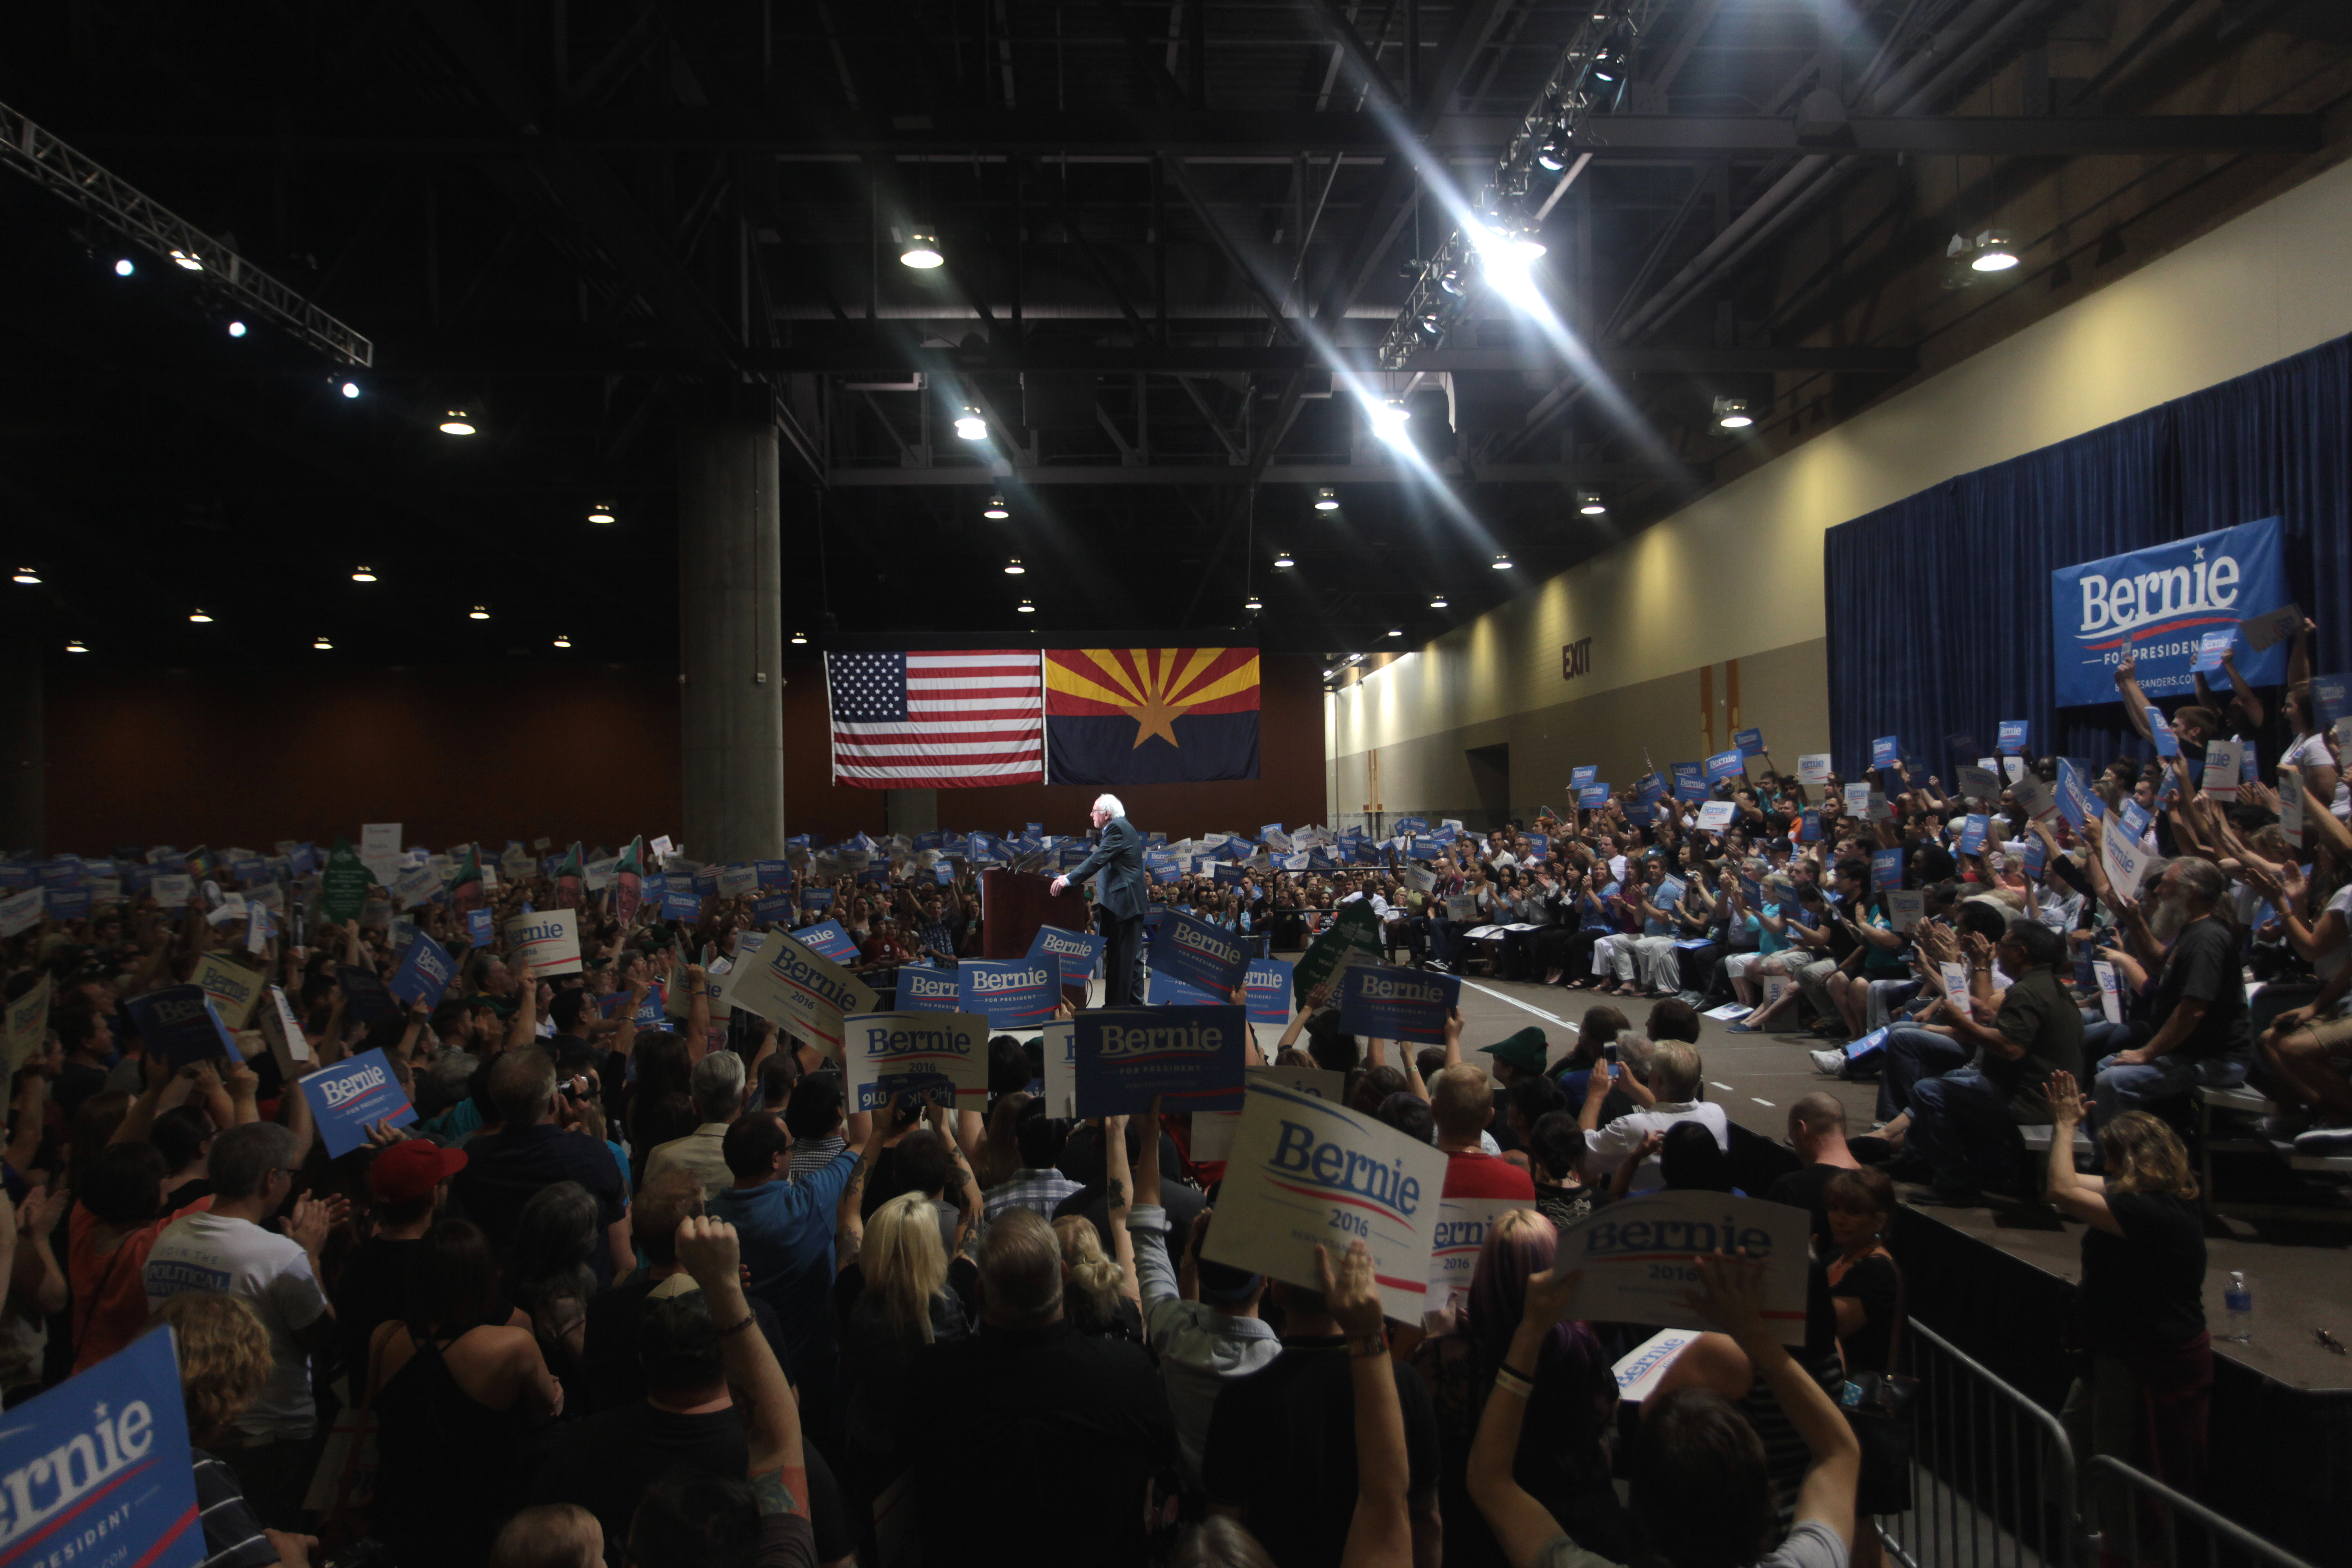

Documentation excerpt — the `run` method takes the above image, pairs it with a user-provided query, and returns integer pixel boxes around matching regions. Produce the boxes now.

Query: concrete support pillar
[884,789,938,837]
[678,422,785,864]
[0,648,41,856]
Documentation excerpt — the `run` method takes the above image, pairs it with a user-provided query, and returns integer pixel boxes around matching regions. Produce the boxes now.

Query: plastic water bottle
[2223,1272,2254,1343]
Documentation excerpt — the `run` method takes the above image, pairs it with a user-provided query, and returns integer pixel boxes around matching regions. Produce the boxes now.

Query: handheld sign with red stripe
[1549,1191,1811,1345]
[1203,1078,1448,1322]
[728,926,879,1056]
[841,1011,990,1114]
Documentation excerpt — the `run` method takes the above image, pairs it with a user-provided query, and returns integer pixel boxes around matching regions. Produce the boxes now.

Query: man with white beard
[2089,856,2254,1130]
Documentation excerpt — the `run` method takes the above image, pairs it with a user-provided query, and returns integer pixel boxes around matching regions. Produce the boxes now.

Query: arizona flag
[1046,648,1260,784]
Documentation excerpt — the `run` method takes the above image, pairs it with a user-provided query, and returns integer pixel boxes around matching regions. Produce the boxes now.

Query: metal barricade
[1876,1321,2082,1568]
[2086,1457,2322,1568]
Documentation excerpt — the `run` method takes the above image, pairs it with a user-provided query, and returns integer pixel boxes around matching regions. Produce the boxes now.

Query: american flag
[826,650,1046,787]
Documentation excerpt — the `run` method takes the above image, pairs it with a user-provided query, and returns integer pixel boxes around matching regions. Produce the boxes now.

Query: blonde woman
[161,1291,315,1568]
[1055,1212,1142,1341]
[840,1190,970,1522]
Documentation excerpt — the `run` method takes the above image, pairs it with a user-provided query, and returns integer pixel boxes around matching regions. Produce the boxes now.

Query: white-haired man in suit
[1053,794,1149,1005]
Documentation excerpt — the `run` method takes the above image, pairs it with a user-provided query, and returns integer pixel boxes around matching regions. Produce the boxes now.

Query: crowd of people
[0,624,2337,1568]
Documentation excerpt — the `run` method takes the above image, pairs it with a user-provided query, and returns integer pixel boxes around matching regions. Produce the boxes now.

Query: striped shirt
[788,1135,848,1184]
[193,1452,278,1568]
[982,1169,1086,1227]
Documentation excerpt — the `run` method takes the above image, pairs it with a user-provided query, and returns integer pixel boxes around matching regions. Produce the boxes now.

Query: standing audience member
[644,1049,748,1199]
[159,1291,317,1568]
[451,1051,633,1284]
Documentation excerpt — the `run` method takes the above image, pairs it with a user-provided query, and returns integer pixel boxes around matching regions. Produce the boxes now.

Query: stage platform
[1440,972,2352,1566]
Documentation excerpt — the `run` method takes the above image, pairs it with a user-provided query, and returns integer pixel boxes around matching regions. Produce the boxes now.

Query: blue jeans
[1908,1067,2027,1189]
[1867,979,1922,1032]
[2092,1049,2248,1130]
[1875,1027,1970,1123]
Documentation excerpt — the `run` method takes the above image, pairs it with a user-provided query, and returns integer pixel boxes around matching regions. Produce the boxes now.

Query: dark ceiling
[3,0,2347,669]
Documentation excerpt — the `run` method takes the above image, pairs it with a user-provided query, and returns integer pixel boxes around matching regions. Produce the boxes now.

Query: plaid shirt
[982,1168,1086,1226]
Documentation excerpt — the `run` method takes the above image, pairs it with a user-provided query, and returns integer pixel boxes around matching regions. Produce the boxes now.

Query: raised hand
[1315,1240,1385,1337]
[2045,1069,2086,1127]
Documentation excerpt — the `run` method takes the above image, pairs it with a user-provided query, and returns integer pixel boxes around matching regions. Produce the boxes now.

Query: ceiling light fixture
[12,567,38,585]
[112,258,134,277]
[1369,399,1413,448]
[188,608,213,623]
[1016,599,1035,614]
[1429,592,1449,608]
[1313,487,1340,512]
[553,634,572,648]
[954,406,988,441]
[1491,554,1514,570]
[1576,489,1607,516]
[790,631,808,645]
[226,320,247,338]
[899,232,944,269]
[1387,627,1403,637]
[588,503,616,524]
[468,605,490,620]
[64,640,88,653]
[983,492,1010,520]
[351,566,377,583]
[312,635,332,650]
[340,381,361,398]
[440,410,476,435]
[1003,557,1025,575]
[1244,594,1263,611]
[1273,549,1295,568]
[1970,229,2021,272]
[1712,395,1754,430]
[168,248,202,271]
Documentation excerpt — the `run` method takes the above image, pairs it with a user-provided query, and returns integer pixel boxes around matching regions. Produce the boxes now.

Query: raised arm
[1101,1113,1141,1308]
[676,1218,808,1526]
[2042,1071,2121,1235]
[1325,1242,1413,1568]
[1467,1260,1584,1567]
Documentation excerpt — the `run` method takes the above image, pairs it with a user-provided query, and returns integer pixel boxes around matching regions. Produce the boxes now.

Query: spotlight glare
[1970,230,2021,272]
[440,410,477,435]
[169,248,202,271]
[1576,489,1607,516]
[1712,395,1754,430]
[588,503,616,524]
[983,492,1010,520]
[340,381,361,398]
[1313,487,1340,511]
[12,568,38,585]
[227,320,247,338]
[1003,558,1025,575]
[1369,399,1413,448]
[468,606,490,620]
[899,232,945,269]
[954,406,988,441]
[64,640,88,653]
[113,258,134,277]
[351,566,377,583]
[1387,627,1403,637]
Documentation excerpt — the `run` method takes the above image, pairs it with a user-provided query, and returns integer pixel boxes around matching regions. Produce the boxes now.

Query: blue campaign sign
[796,919,860,962]
[1569,767,1596,789]
[2023,837,2048,877]
[466,908,494,945]
[1395,816,1430,833]
[1672,764,1708,803]
[1073,1005,1248,1115]
[1734,727,1765,756]
[1957,815,1990,856]
[388,930,455,1008]
[1997,720,2031,754]
[802,887,837,910]
[126,985,236,1067]
[299,1046,418,1158]
[2190,630,2234,673]
[751,893,795,927]
[1576,781,1611,805]
[1153,910,1250,998]
[756,859,793,891]
[2056,759,2094,830]
[959,958,1060,1029]
[2311,673,2352,728]
[897,963,963,1014]
[2120,799,2153,841]
[1027,924,1105,982]
[1212,863,1246,887]
[230,856,268,884]
[1337,965,1460,1045]
[2050,517,2285,704]
[2146,707,2180,758]
[1636,774,1667,804]
[0,1327,205,1568]
[1870,736,1901,770]
[1148,969,1218,1007]
[1799,809,1821,842]
[662,888,702,920]
[1703,748,1746,784]
[1246,957,1294,1026]
[1870,847,1905,892]
[338,965,401,1024]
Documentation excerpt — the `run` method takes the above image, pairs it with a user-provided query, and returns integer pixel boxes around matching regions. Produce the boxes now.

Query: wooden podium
[980,869,1095,959]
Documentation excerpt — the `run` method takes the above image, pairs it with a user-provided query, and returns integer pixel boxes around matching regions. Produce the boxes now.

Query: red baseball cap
[369,1139,468,1203]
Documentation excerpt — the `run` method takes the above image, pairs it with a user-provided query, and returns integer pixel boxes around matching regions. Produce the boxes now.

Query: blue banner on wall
[2050,518,2286,705]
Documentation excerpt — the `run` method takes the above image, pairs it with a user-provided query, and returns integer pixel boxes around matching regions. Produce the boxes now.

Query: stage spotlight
[1370,400,1412,447]
[899,232,944,269]
[983,493,1010,520]
[1491,554,1514,570]
[954,406,988,441]
[1387,627,1403,637]
[169,248,202,271]
[1313,488,1340,512]
[553,634,573,648]
[312,635,332,650]
[227,321,247,338]
[12,568,37,585]
[340,381,361,398]
[441,410,477,435]
[1712,395,1754,429]
[1016,599,1035,614]
[1576,490,1607,515]
[1429,592,1448,608]
[1970,230,2020,271]
[1245,594,1263,611]
[790,631,808,645]
[113,259,134,277]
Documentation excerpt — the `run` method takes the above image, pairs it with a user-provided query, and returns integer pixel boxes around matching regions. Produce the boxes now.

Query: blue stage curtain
[1826,335,2351,777]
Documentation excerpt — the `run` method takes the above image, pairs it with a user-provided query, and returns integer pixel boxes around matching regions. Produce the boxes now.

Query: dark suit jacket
[1066,815,1149,921]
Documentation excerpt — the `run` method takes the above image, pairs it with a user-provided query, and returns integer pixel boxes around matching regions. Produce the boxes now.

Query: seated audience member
[2043,1072,2212,1558]
[450,1050,633,1283]
[1884,919,2083,1205]
[1435,1063,1538,1200]
[643,1049,747,1199]
[1469,1253,1859,1568]
[1578,1041,1726,1196]
[1764,1094,1864,1248]
[2089,859,2253,1130]
[367,1218,563,1568]
[900,1209,1177,1568]
[160,1291,317,1568]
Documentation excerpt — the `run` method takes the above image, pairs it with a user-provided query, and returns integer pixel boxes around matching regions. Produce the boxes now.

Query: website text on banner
[1336,965,1460,1046]
[841,1012,991,1114]
[1072,1005,1248,1116]
[300,1046,419,1158]
[1204,1079,1449,1323]
[2049,517,2285,704]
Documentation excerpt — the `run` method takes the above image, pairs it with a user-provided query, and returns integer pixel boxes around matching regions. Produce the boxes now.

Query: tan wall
[1331,152,2352,816]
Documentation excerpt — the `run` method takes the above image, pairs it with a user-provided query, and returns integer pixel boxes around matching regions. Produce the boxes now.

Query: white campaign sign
[2011,774,2058,821]
[0,887,41,940]
[505,907,583,977]
[1797,754,1831,787]
[711,931,768,1015]
[2202,740,2244,801]
[1886,890,1924,933]
[1695,801,1736,831]
[392,864,440,911]
[2100,815,2154,901]
[1955,766,2001,805]
[840,1011,990,1114]
[2092,961,2124,1025]
[1613,1328,1705,1404]
[1550,1191,1812,1345]
[261,983,313,1076]
[1202,1079,1448,1321]
[1191,1065,1348,1162]
[1429,1196,1536,1311]
[1039,1021,1078,1117]
[728,927,879,1056]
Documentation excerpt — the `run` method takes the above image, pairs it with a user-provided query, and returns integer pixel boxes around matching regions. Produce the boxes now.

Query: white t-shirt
[145,1212,328,1440]
[1582,1101,1733,1194]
